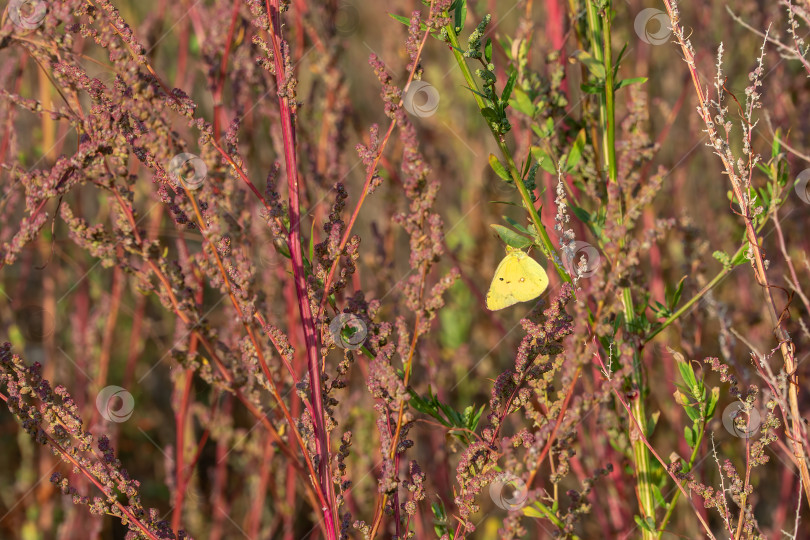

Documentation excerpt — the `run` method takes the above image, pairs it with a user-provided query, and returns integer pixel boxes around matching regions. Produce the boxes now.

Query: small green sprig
[463,14,491,59]
[408,386,485,445]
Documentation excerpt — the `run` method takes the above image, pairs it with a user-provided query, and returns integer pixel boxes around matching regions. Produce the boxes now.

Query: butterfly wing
[486,254,523,310]
[486,251,549,311]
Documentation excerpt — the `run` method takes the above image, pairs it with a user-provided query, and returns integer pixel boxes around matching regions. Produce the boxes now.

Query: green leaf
[731,247,748,266]
[439,401,460,423]
[772,128,782,158]
[481,107,500,123]
[530,146,557,174]
[484,37,492,63]
[470,404,485,430]
[453,0,466,32]
[534,117,555,138]
[572,50,606,79]
[509,87,534,116]
[488,199,523,208]
[571,206,591,225]
[502,69,517,104]
[565,129,586,171]
[488,154,512,182]
[276,241,291,260]
[756,162,771,176]
[684,406,702,422]
[523,506,546,518]
[652,485,666,508]
[650,301,670,319]
[308,219,317,262]
[666,276,687,311]
[389,13,410,25]
[684,425,696,447]
[580,82,604,95]
[408,388,446,424]
[521,151,533,178]
[615,76,648,90]
[712,250,732,269]
[462,85,489,101]
[634,515,656,533]
[431,499,450,538]
[389,13,436,36]
[707,387,720,418]
[647,410,660,438]
[504,216,530,234]
[491,224,532,249]
[612,312,625,335]
[676,360,698,392]
[613,43,629,77]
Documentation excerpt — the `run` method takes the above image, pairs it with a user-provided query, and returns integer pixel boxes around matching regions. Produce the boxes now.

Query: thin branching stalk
[661,0,810,505]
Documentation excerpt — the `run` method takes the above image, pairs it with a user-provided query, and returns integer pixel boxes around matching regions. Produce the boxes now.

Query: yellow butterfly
[486,247,549,311]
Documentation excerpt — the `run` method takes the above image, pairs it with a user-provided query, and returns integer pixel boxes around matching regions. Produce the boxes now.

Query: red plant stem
[0,57,25,176]
[181,394,217,488]
[248,431,275,537]
[771,466,796,539]
[212,0,241,141]
[264,0,338,536]
[284,276,304,540]
[89,257,124,418]
[177,179,329,516]
[209,395,232,540]
[172,367,194,535]
[734,436,753,539]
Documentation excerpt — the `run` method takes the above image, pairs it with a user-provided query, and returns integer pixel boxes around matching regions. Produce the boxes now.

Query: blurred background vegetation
[1,0,810,538]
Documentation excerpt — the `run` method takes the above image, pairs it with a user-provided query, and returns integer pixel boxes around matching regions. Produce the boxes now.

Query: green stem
[603,4,619,193]
[526,500,567,530]
[444,24,571,284]
[645,265,731,344]
[644,205,778,345]
[593,1,654,534]
[656,422,706,537]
